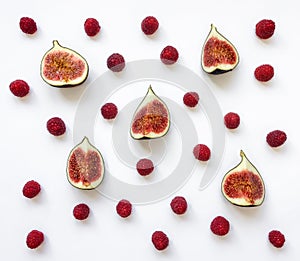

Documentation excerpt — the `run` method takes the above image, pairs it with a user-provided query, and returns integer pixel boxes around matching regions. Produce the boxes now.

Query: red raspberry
[170,196,188,215]
[73,203,90,220]
[116,199,132,218]
[254,64,274,82]
[160,45,179,65]
[136,158,154,176]
[268,230,285,248]
[100,102,118,120]
[141,16,159,35]
[9,79,30,97]
[266,130,287,148]
[26,230,44,249]
[152,231,169,251]
[183,92,199,108]
[224,112,240,129]
[210,216,230,236]
[107,53,125,72]
[19,17,37,34]
[193,144,211,161]
[22,180,41,199]
[84,18,101,37]
[256,19,275,39]
[46,117,66,136]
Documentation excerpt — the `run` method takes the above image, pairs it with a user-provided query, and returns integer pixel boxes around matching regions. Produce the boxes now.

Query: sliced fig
[130,85,170,140]
[201,24,239,74]
[221,150,265,207]
[40,40,89,87]
[67,137,104,190]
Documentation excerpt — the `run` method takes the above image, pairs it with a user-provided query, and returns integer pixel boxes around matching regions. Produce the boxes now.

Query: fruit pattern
[14,16,287,251]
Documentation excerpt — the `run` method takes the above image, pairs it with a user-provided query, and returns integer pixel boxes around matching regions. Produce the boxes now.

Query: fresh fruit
[130,85,170,140]
[256,19,275,39]
[170,196,188,215]
[84,18,101,37]
[224,112,240,129]
[40,40,89,87]
[26,230,44,249]
[136,158,154,176]
[160,45,179,65]
[221,150,265,207]
[107,53,125,72]
[19,17,37,34]
[151,231,169,250]
[266,130,287,148]
[201,24,239,74]
[268,230,285,248]
[183,91,199,108]
[67,136,105,190]
[193,144,211,161]
[141,16,159,35]
[22,180,41,199]
[9,79,30,97]
[46,117,66,136]
[73,203,90,220]
[254,64,274,82]
[116,199,132,218]
[100,102,118,120]
[210,216,230,236]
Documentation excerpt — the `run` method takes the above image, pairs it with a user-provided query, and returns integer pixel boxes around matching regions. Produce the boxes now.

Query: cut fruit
[201,24,239,74]
[221,150,265,207]
[41,40,89,87]
[130,85,170,139]
[67,137,104,190]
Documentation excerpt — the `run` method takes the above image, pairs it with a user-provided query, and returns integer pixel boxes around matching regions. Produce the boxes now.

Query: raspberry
[73,203,90,220]
[170,196,188,215]
[210,216,230,236]
[9,79,30,97]
[26,230,44,249]
[268,230,285,248]
[266,130,287,148]
[193,144,211,161]
[136,158,154,176]
[22,180,41,199]
[19,17,37,34]
[183,92,199,108]
[84,18,101,37]
[107,53,125,72]
[100,102,118,120]
[151,231,169,251]
[224,112,240,129]
[256,19,275,39]
[254,64,274,82]
[160,45,179,65]
[141,16,159,35]
[46,117,66,136]
[116,199,132,218]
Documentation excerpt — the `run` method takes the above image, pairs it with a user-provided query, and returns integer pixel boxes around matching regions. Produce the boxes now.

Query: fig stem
[240,150,245,158]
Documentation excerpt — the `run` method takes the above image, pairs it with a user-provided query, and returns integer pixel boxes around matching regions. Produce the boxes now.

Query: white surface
[1,0,299,260]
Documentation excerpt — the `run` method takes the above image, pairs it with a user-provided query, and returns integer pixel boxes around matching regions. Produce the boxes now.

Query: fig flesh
[67,137,104,190]
[40,40,89,87]
[221,150,265,207]
[130,85,170,140]
[201,24,239,74]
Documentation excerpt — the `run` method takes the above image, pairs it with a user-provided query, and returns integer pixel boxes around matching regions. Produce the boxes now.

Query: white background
[1,0,299,260]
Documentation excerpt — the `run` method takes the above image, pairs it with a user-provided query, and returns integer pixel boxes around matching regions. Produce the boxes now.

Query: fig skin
[221,150,265,207]
[40,40,89,88]
[201,24,239,75]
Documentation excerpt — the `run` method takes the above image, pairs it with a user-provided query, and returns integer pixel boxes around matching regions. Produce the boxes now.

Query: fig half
[201,24,239,74]
[130,85,170,140]
[67,137,104,190]
[221,150,265,207]
[41,40,89,87]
